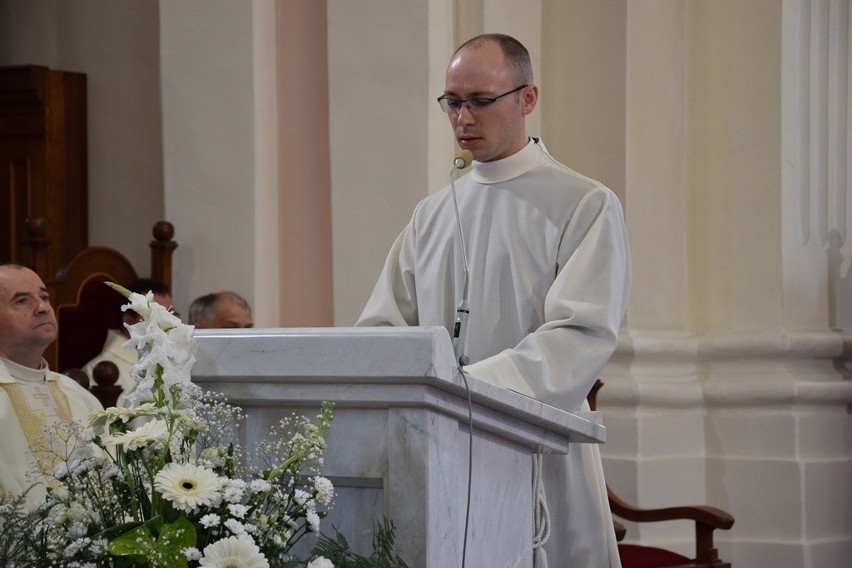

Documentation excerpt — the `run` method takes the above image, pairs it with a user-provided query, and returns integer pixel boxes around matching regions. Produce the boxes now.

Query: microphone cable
[449,149,475,568]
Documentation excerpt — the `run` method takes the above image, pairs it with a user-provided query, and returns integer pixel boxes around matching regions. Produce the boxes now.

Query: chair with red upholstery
[588,380,735,568]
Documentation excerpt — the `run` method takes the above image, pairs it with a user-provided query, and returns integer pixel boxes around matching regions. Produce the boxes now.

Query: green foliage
[109,516,197,568]
[312,519,409,568]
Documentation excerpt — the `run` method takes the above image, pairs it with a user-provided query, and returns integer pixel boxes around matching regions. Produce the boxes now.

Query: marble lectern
[192,326,604,568]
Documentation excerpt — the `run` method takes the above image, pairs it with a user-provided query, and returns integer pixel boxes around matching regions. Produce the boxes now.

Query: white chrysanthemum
[183,547,202,561]
[294,488,310,506]
[306,510,320,533]
[101,419,168,451]
[200,513,221,528]
[51,484,70,500]
[57,501,88,524]
[224,518,247,536]
[199,536,269,568]
[154,463,222,513]
[66,521,88,539]
[228,503,249,519]
[307,556,334,568]
[314,476,333,504]
[223,478,247,502]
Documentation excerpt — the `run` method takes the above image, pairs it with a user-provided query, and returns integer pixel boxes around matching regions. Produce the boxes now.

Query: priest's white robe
[357,139,630,567]
[0,357,103,507]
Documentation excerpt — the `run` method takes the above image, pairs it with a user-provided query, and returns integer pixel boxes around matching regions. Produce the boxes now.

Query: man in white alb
[357,33,630,567]
[0,264,103,506]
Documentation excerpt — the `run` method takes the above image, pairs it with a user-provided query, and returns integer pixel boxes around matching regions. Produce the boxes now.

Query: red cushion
[56,275,125,371]
[618,543,692,568]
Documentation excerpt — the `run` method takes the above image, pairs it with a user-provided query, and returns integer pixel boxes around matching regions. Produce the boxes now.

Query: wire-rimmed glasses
[437,84,528,114]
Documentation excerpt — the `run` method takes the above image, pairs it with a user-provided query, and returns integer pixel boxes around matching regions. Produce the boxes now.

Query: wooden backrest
[23,218,177,373]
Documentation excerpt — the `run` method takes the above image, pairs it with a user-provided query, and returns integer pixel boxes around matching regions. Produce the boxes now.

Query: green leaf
[109,516,196,568]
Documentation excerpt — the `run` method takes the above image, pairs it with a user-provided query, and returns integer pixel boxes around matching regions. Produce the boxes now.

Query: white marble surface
[192,326,604,567]
[192,326,605,446]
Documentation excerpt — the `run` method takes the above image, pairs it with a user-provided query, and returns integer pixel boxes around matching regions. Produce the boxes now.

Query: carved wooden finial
[152,220,174,242]
[91,360,123,408]
[25,216,49,238]
[92,360,120,387]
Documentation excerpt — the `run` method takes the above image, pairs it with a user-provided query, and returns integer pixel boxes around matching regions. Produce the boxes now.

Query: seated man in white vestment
[82,277,172,401]
[0,264,103,506]
[356,33,630,567]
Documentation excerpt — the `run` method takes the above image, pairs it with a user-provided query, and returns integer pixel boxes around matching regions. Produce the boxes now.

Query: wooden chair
[22,217,177,406]
[588,380,735,568]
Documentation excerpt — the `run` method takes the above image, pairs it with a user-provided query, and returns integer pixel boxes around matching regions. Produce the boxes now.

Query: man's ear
[521,83,538,116]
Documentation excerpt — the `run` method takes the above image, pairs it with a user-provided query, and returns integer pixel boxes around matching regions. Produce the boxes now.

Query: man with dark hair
[357,33,630,566]
[82,278,173,397]
[0,264,102,505]
[188,291,253,329]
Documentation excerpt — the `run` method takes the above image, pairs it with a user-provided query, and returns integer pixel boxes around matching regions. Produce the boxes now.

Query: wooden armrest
[613,519,627,542]
[608,484,734,565]
[608,486,734,529]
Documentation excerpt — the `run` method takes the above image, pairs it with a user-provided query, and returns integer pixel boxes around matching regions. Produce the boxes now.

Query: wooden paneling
[0,65,87,278]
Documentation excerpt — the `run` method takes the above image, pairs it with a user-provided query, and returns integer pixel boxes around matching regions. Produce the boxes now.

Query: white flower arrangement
[4,283,336,568]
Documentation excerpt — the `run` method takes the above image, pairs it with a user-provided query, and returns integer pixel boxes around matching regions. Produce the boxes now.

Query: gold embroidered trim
[0,381,73,475]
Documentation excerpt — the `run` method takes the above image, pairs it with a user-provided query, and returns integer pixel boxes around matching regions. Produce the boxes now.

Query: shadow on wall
[827,229,852,332]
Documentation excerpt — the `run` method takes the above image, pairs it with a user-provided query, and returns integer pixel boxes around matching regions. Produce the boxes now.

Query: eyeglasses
[437,84,528,114]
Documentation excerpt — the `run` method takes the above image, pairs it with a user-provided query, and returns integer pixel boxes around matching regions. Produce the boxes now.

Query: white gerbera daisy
[154,463,222,513]
[199,536,269,568]
[101,419,168,451]
[307,556,334,568]
[89,403,158,427]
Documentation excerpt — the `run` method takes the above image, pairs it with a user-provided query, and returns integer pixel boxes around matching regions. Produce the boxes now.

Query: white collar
[0,356,50,384]
[470,138,550,184]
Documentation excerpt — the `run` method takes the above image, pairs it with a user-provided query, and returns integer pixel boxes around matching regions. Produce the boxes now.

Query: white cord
[532,453,550,568]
